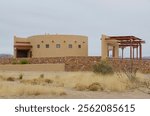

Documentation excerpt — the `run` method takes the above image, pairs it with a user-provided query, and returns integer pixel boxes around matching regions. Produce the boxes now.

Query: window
[68,44,72,48]
[37,44,40,48]
[78,45,81,48]
[56,44,61,48]
[46,44,49,48]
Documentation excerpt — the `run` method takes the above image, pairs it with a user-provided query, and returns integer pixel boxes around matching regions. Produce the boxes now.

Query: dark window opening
[56,44,61,48]
[68,44,72,48]
[78,45,81,48]
[46,44,49,48]
[37,44,40,48]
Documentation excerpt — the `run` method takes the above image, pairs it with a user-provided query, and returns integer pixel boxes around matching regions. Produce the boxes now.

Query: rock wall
[0,57,149,73]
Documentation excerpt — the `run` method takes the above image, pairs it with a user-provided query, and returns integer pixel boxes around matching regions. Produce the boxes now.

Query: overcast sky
[0,0,150,57]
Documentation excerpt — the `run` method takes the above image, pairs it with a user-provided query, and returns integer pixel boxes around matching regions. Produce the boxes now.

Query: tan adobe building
[101,34,145,60]
[14,34,88,58]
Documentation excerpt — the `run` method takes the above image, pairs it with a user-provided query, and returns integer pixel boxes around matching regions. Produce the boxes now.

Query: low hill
[0,54,13,58]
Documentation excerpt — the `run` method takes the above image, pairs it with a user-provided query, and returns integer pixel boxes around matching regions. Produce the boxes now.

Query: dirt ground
[0,71,150,99]
[2,89,149,99]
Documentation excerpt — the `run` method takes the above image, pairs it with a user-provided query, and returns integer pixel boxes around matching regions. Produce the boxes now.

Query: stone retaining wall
[0,57,149,73]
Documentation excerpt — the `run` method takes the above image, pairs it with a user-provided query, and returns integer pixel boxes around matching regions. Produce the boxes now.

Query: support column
[133,47,135,59]
[130,45,133,59]
[107,45,109,58]
[101,35,108,60]
[136,46,138,59]
[113,46,115,58]
[139,44,142,60]
[121,47,124,59]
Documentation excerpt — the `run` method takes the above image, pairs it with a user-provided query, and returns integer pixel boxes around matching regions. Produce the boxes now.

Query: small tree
[93,60,114,75]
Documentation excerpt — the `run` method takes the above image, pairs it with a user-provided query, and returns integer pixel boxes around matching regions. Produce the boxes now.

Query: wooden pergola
[105,36,145,59]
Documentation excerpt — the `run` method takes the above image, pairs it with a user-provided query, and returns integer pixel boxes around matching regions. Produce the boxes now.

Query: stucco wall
[14,35,88,58]
[0,57,150,73]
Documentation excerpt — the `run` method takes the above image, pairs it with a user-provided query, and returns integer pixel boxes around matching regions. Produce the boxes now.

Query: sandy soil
[0,71,150,99]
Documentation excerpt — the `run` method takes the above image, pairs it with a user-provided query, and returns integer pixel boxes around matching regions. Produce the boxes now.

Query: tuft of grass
[44,79,53,84]
[39,74,44,79]
[6,77,15,81]
[74,83,88,91]
[19,74,23,80]
[88,82,104,91]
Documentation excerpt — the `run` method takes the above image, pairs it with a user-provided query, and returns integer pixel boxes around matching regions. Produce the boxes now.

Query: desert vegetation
[0,69,150,98]
[12,59,29,65]
[93,60,114,75]
[0,60,149,98]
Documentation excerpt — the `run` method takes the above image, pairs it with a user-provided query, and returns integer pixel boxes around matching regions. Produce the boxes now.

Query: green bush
[93,60,114,75]
[19,59,29,64]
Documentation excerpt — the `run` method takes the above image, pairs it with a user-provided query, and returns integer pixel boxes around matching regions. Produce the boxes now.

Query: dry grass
[75,83,88,91]
[50,72,149,92]
[0,71,149,98]
[20,77,53,85]
[88,82,104,91]
[0,81,65,97]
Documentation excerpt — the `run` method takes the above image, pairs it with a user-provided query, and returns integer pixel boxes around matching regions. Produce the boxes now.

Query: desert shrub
[19,59,29,64]
[143,79,150,89]
[44,79,53,84]
[93,61,114,75]
[19,74,23,80]
[7,77,15,81]
[74,83,87,91]
[88,82,104,91]
[39,74,44,79]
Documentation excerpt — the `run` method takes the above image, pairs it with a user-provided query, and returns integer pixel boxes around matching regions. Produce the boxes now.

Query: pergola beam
[103,35,145,60]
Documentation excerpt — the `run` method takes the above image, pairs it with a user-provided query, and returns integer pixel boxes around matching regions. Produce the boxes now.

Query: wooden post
[113,46,115,58]
[139,44,142,60]
[136,46,138,59]
[107,45,109,58]
[133,47,135,59]
[130,45,133,59]
[122,47,124,59]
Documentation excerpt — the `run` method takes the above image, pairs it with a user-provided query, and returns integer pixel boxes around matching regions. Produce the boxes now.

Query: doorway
[16,50,29,58]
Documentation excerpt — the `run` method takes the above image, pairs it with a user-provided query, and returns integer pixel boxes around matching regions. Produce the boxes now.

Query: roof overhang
[14,42,32,49]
